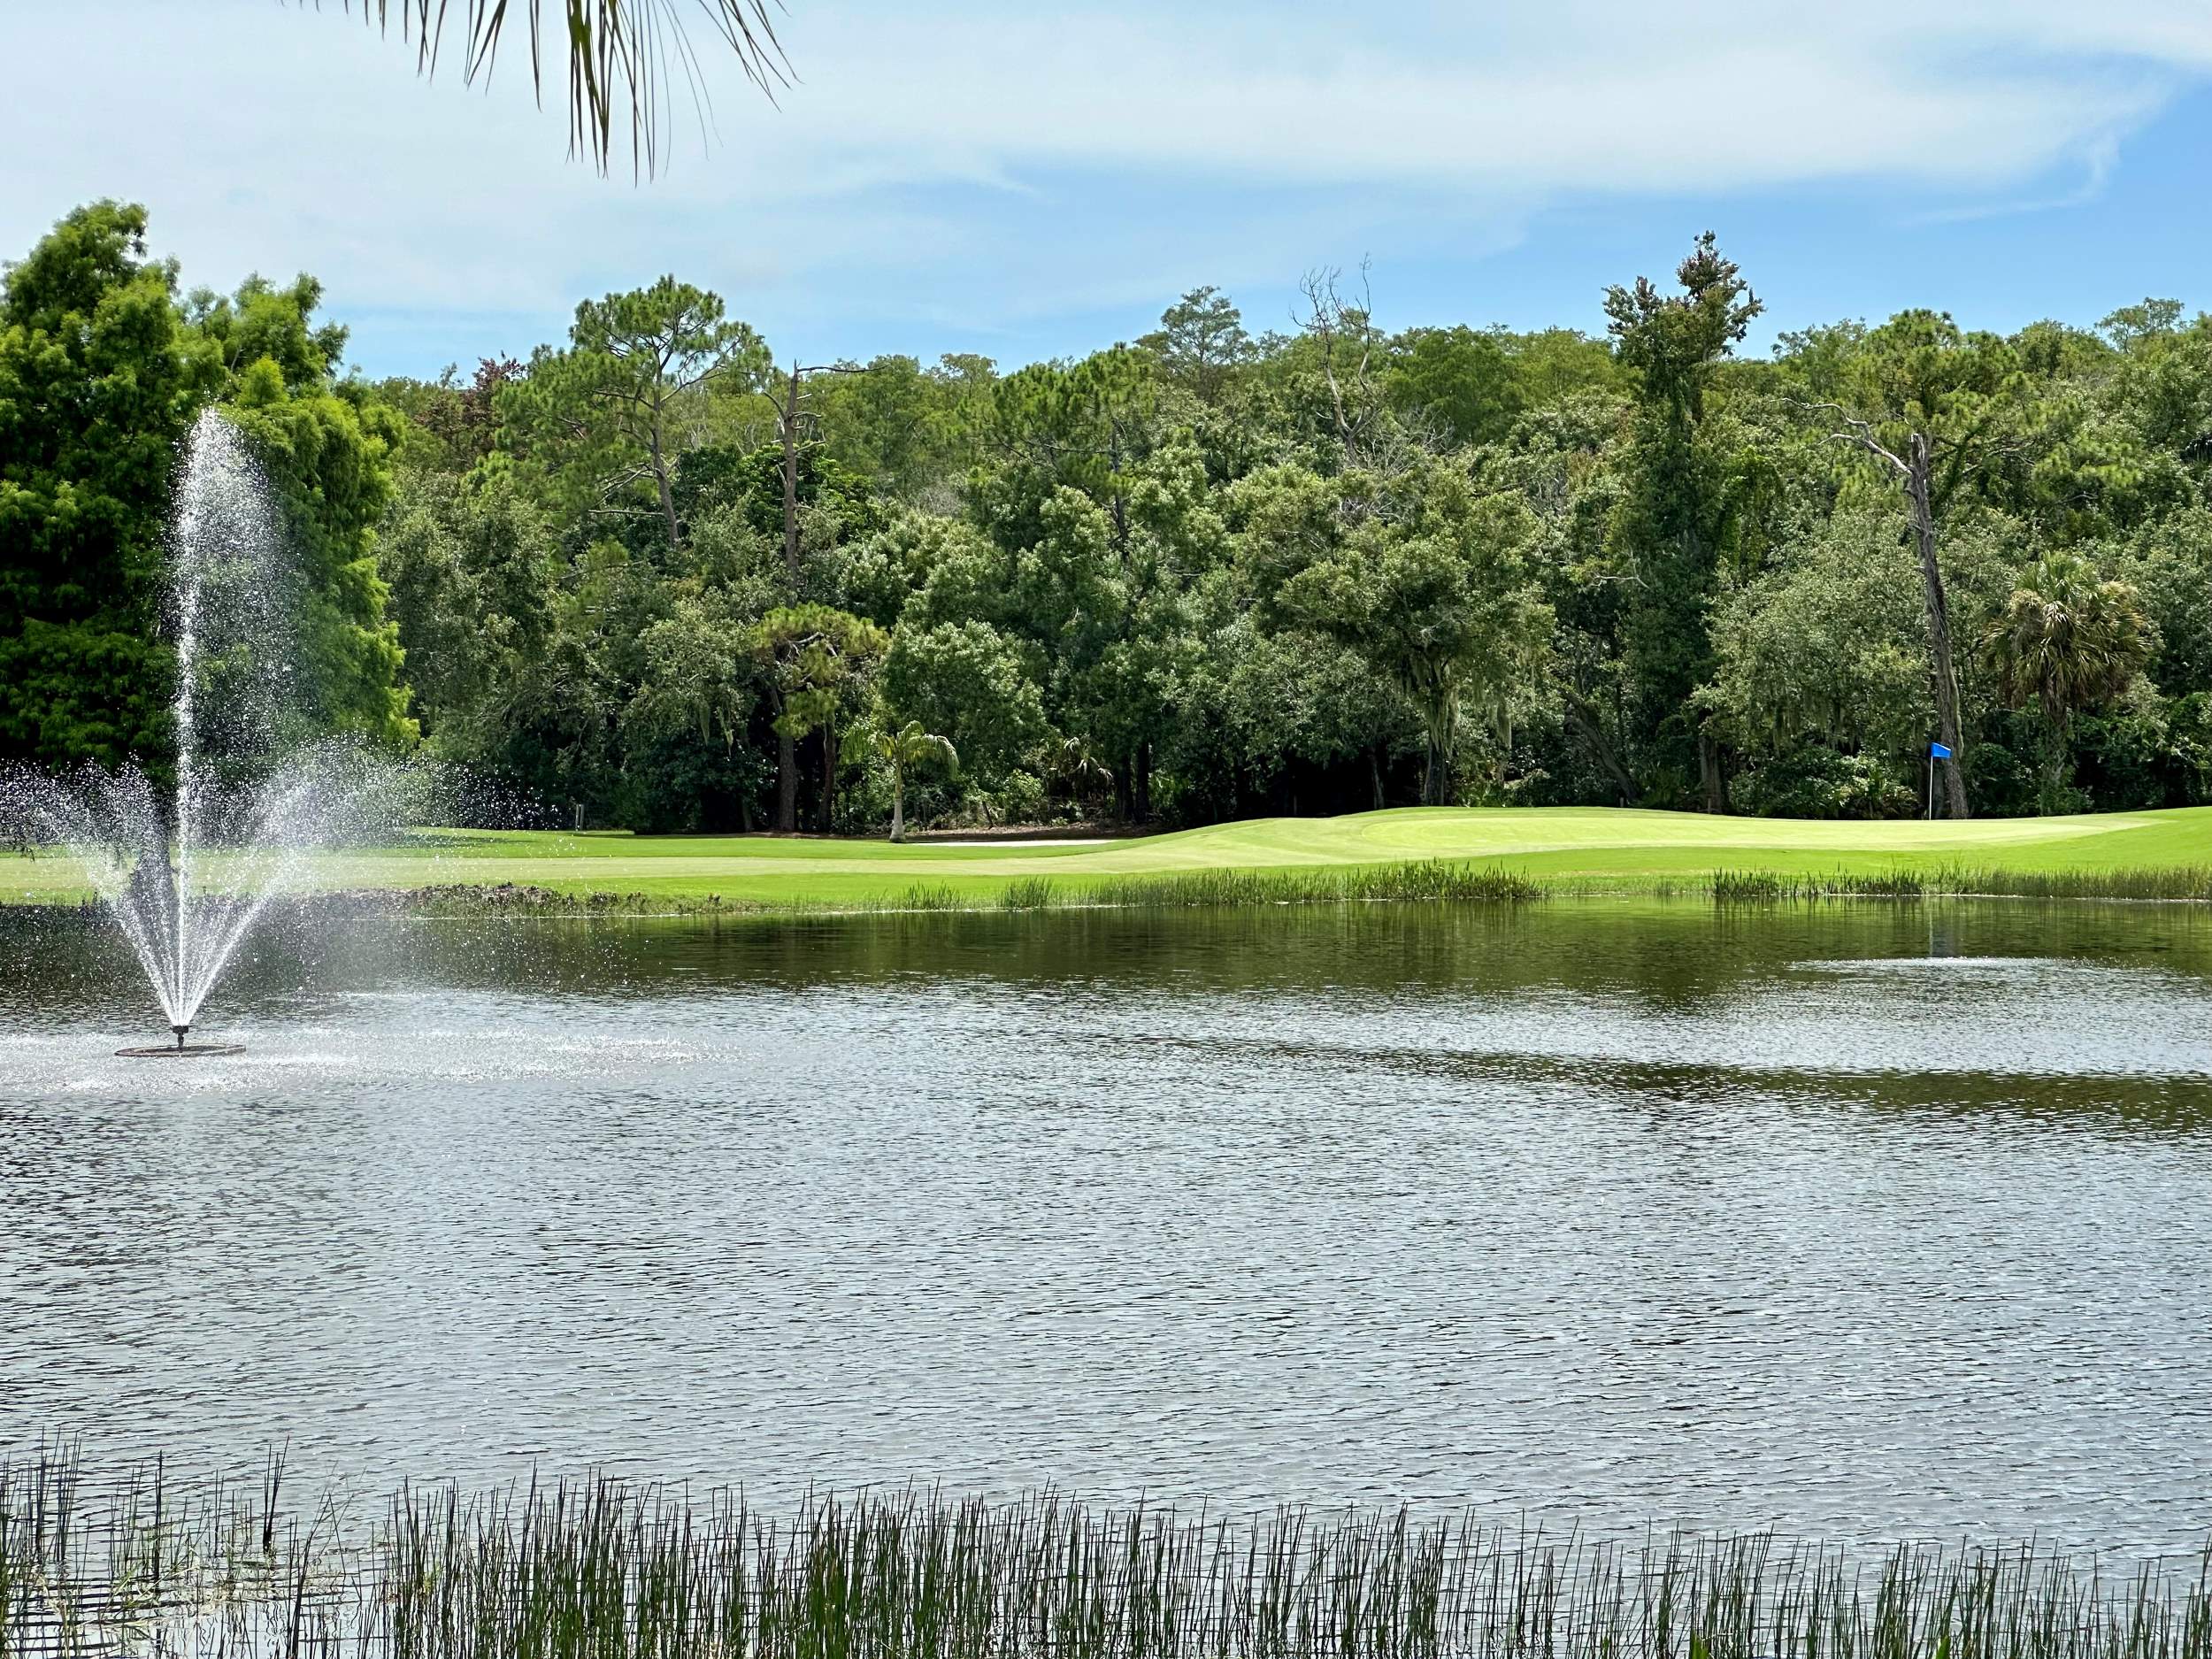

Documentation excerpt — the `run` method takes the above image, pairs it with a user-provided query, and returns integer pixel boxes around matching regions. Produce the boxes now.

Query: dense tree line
[5,202,2209,833]
[0,204,409,782]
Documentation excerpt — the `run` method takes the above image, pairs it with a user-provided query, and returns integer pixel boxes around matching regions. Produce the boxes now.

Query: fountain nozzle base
[117,1032,246,1059]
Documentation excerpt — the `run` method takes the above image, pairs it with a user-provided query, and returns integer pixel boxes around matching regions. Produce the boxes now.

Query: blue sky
[6,1,2212,378]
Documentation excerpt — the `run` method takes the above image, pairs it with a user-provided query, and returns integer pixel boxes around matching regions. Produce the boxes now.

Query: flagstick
[1927,750,1934,820]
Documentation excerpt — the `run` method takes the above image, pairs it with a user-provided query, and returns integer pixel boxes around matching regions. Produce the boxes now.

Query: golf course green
[7,805,2208,910]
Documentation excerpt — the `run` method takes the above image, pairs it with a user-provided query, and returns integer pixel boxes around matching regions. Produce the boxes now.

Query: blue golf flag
[1931,741,1954,758]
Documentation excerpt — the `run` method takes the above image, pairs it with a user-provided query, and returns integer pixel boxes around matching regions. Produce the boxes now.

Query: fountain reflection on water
[1,410,418,1054]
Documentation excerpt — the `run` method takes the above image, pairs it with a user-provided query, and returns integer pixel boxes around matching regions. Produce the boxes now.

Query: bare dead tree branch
[1786,397,1970,818]
[1300,262,1386,471]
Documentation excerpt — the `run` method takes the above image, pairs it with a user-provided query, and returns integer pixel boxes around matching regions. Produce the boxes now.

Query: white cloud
[753,0,2212,187]
[2,0,2207,367]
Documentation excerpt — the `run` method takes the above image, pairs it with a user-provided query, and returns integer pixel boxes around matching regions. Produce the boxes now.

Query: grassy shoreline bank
[374,858,2212,918]
[4,805,2208,915]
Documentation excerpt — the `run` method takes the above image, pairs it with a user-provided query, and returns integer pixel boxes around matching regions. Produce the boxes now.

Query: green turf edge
[4,805,2208,912]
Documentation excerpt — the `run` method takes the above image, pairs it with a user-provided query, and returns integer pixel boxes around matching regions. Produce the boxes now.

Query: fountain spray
[2,410,414,1057]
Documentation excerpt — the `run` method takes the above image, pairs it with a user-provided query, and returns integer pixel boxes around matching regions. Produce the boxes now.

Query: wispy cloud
[1903,134,2126,227]
[3,0,2208,369]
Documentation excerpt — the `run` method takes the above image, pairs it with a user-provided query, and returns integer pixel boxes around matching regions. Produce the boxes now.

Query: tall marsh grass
[4,1452,2210,1659]
[389,860,2211,920]
[867,864,1544,916]
[1930,865,2212,902]
[1079,862,1544,910]
[1709,866,2212,904]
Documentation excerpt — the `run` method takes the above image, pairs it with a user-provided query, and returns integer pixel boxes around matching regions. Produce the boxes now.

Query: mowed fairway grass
[6,805,2208,910]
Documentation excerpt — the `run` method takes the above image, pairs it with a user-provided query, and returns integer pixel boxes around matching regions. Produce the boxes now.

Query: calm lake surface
[4,902,2210,1548]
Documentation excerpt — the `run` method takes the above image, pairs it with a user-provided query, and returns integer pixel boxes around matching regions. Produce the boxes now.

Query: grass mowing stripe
[7,806,2210,910]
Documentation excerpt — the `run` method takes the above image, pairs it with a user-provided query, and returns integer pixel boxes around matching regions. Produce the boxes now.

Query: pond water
[3,902,2210,1550]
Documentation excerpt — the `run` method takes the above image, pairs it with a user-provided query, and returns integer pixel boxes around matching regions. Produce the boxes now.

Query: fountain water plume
[5,744,411,1039]
[0,409,425,1052]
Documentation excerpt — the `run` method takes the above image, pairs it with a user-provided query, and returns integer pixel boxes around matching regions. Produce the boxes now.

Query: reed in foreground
[4,1454,2211,1659]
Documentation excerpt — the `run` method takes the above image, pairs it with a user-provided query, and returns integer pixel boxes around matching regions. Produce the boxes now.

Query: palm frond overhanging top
[320,1,789,176]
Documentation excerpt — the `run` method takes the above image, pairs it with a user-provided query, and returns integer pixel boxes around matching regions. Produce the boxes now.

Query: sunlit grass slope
[6,805,2208,909]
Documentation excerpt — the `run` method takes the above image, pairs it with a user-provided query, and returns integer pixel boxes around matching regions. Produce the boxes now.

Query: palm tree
[870,721,957,842]
[1046,736,1112,818]
[321,2,787,174]
[1984,553,2156,810]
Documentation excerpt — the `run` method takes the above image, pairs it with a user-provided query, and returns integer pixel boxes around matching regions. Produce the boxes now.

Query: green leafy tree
[1508,328,1626,405]
[1706,509,1932,775]
[974,347,1162,549]
[1985,553,2157,809]
[1474,390,1637,804]
[376,357,522,474]
[882,619,1048,781]
[495,537,658,827]
[812,354,989,502]
[1,204,409,768]
[0,202,219,770]
[505,278,768,555]
[964,356,1222,819]
[631,609,752,755]
[1791,310,2027,818]
[843,510,994,627]
[380,460,558,742]
[1250,457,1550,804]
[749,603,888,829]
[1605,231,1763,809]
[1138,288,1255,406]
[1214,618,1408,813]
[216,296,415,748]
[193,274,349,386]
[2114,507,2212,697]
[2101,303,2212,478]
[1385,326,1523,447]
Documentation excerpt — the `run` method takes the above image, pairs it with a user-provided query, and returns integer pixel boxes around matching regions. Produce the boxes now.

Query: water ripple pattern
[2,902,2209,1553]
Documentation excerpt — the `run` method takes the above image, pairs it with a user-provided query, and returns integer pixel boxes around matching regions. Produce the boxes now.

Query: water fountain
[2,410,412,1056]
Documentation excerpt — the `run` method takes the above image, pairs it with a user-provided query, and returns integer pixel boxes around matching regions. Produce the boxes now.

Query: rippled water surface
[4,902,2211,1547]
